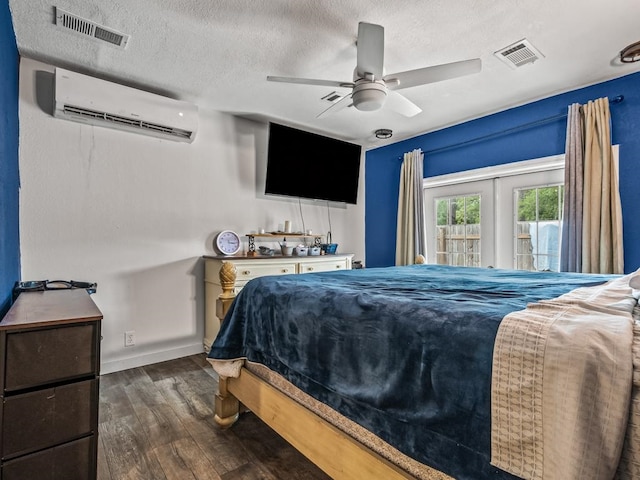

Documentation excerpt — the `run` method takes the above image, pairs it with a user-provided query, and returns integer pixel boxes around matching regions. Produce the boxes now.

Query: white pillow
[629,274,640,290]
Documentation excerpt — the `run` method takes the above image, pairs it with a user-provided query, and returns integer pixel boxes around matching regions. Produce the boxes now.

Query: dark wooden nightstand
[0,289,102,480]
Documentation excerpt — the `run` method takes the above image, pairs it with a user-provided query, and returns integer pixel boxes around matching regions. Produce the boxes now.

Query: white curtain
[396,149,426,265]
[560,97,624,274]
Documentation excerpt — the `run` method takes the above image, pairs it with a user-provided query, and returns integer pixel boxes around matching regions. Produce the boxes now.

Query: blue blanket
[209,264,616,479]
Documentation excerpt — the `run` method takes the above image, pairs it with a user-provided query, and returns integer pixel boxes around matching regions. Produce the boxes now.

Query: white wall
[18,57,365,373]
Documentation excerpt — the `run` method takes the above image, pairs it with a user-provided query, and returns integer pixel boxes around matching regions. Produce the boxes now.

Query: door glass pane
[537,186,560,221]
[515,185,563,272]
[434,194,481,267]
[452,197,465,225]
[436,199,448,226]
[465,196,480,225]
[517,188,537,222]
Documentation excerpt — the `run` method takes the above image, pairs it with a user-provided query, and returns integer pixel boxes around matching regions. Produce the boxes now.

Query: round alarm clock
[214,230,241,256]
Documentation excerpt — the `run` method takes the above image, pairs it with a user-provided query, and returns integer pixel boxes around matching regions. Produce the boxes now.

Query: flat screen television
[265,122,362,205]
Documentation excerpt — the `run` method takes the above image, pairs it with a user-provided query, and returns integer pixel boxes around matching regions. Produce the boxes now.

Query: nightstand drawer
[2,379,97,459]
[4,323,98,392]
[1,435,94,480]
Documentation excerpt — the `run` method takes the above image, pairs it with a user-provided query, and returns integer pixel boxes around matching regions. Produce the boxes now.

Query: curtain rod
[399,95,624,159]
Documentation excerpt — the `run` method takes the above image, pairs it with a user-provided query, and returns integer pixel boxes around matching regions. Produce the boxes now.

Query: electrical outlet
[124,330,135,347]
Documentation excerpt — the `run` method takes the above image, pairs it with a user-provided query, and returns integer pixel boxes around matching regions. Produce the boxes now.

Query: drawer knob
[336,265,340,269]
[242,270,251,275]
[282,269,289,273]
[308,267,314,271]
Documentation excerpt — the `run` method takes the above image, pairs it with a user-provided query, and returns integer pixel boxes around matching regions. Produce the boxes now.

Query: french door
[424,156,566,270]
[424,179,495,267]
[496,169,564,270]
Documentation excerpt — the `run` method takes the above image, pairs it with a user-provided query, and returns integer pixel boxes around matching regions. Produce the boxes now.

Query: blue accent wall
[0,0,19,317]
[366,72,640,272]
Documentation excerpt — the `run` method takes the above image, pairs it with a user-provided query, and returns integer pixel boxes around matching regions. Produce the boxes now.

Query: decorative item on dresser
[203,253,353,351]
[244,232,324,257]
[0,289,102,480]
[213,230,242,256]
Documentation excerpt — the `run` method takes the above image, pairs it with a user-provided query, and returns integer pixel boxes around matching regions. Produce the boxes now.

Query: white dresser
[203,253,354,351]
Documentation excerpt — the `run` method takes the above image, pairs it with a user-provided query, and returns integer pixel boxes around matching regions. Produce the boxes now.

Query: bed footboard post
[214,376,240,428]
[216,261,237,323]
[213,261,240,429]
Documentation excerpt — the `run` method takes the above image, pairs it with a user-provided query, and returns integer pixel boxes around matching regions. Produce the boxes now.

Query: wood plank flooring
[98,354,331,480]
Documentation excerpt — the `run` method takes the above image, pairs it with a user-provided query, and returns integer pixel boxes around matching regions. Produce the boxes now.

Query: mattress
[209,264,619,479]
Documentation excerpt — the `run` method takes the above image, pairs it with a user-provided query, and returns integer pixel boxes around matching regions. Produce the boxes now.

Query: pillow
[630,274,640,290]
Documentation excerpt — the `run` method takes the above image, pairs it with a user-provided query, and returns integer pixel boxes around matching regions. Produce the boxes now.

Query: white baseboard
[100,343,205,375]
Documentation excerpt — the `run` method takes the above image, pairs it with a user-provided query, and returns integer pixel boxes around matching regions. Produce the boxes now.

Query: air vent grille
[55,7,130,49]
[94,26,126,46]
[494,39,544,69]
[321,91,344,103]
[62,105,193,140]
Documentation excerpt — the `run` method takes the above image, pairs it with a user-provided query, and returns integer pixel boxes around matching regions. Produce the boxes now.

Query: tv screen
[265,122,362,204]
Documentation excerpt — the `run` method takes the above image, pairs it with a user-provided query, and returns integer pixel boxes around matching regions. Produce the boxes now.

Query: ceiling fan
[267,22,482,118]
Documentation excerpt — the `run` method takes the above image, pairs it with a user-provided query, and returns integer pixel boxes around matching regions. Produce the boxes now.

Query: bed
[207,263,640,479]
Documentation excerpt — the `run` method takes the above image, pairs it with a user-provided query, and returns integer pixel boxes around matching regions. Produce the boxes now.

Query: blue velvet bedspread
[208,264,616,479]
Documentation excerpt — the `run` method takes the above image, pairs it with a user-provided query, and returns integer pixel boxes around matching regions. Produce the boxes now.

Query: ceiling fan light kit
[267,21,481,119]
[352,81,387,111]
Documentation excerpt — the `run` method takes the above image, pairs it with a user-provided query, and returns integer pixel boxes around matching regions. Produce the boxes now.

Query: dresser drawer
[298,259,349,274]
[2,379,97,459]
[235,263,296,282]
[3,323,99,392]
[1,435,94,480]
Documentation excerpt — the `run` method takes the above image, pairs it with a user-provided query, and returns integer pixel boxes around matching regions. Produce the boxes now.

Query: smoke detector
[55,7,130,49]
[374,129,392,139]
[494,39,544,69]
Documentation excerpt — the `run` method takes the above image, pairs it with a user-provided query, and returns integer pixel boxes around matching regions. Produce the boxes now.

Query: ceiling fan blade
[385,91,422,117]
[317,93,353,119]
[267,76,353,89]
[384,58,481,91]
[356,22,384,79]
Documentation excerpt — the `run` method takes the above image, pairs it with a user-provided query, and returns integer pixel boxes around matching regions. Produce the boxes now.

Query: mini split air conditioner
[53,68,198,143]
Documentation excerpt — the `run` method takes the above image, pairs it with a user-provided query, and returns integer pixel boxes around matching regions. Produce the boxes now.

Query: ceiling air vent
[494,39,544,69]
[321,91,344,103]
[55,7,130,49]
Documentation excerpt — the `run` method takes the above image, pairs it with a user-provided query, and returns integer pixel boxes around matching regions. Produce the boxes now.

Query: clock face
[215,230,241,256]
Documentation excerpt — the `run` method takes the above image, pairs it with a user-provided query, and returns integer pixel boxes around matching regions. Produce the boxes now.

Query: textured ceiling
[8,0,640,147]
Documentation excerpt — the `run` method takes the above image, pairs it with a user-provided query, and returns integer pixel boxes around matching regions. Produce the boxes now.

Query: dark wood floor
[98,354,331,480]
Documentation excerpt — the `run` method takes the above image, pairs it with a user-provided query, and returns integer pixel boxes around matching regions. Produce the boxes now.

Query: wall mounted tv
[265,122,362,205]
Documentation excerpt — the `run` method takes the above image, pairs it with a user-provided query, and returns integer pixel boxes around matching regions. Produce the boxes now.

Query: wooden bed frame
[211,260,447,480]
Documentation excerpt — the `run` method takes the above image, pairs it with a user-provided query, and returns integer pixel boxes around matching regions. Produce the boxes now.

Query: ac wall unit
[53,68,198,143]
